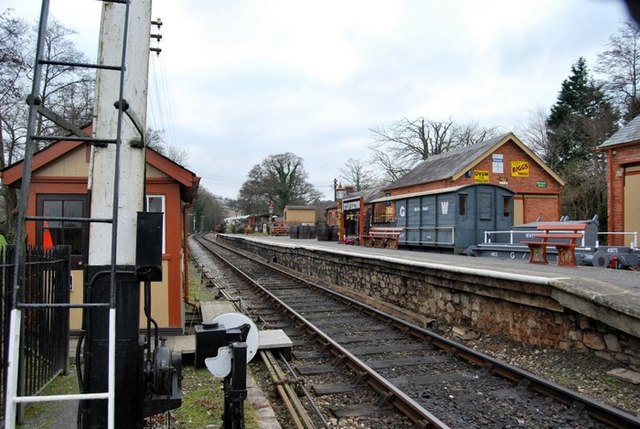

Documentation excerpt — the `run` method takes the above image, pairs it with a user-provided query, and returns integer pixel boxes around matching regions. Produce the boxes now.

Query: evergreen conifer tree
[545,58,619,226]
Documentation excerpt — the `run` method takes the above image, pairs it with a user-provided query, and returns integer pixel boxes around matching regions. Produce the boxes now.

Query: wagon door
[456,191,476,252]
[496,189,514,244]
[420,195,436,246]
[406,197,421,245]
[475,187,496,246]
[435,193,456,249]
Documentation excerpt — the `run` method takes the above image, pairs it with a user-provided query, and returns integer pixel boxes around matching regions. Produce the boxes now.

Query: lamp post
[268,202,274,235]
[335,182,346,243]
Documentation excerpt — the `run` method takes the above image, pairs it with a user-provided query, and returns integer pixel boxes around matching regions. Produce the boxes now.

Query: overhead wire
[158,57,179,148]
[148,50,179,153]
[148,58,162,132]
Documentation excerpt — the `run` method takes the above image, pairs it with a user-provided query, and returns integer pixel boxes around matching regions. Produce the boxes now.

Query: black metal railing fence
[1,245,71,421]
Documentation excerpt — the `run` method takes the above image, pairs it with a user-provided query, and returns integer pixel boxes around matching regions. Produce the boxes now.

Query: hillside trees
[237,152,322,215]
[546,57,619,225]
[191,187,225,232]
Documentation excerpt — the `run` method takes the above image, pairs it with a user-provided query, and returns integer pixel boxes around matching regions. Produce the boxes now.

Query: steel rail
[198,236,448,428]
[260,350,316,428]
[191,254,326,429]
[251,256,640,429]
[200,234,640,429]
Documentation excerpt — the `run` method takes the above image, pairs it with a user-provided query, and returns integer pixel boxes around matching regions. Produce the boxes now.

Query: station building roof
[384,132,564,191]
[598,114,640,149]
[0,131,200,203]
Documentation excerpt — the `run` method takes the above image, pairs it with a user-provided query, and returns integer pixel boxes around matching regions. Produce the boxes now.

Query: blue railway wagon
[392,184,515,253]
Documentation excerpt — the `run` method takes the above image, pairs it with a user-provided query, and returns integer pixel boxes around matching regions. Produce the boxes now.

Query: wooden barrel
[329,225,339,241]
[299,225,311,239]
[316,223,330,241]
[289,225,299,239]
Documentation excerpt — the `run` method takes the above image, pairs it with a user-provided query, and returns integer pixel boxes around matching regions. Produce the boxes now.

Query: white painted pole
[89,0,152,266]
[108,308,117,428]
[87,1,152,428]
[4,309,22,428]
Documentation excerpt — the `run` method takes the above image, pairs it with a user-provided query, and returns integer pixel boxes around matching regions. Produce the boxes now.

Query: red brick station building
[598,115,640,247]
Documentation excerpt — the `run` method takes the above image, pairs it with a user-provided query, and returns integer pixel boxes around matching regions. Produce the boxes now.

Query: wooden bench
[521,223,587,267]
[270,225,289,236]
[363,227,404,249]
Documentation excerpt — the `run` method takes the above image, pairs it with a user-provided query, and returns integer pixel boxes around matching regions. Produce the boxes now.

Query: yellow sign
[473,170,489,183]
[511,161,529,177]
[385,206,394,222]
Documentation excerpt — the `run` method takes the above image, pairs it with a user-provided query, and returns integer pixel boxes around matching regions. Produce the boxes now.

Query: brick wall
[604,143,640,245]
[522,195,560,223]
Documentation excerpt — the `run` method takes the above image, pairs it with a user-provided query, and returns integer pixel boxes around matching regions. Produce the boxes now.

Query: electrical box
[194,322,228,369]
[136,211,163,281]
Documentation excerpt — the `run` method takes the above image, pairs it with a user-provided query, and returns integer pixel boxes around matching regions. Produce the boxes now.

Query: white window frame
[146,194,166,253]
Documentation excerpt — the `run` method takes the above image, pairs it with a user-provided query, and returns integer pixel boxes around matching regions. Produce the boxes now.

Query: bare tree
[1,10,29,169]
[34,20,95,142]
[519,106,551,158]
[1,10,29,238]
[596,21,640,122]
[368,117,501,183]
[453,120,501,147]
[338,157,378,191]
[368,146,412,184]
[146,127,189,165]
[0,12,96,239]
[369,118,452,164]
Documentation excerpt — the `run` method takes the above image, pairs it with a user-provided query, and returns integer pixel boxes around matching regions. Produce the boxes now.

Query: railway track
[191,233,640,429]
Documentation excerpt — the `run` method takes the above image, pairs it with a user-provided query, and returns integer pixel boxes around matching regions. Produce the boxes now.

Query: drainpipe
[359,196,365,246]
[607,148,615,245]
[182,202,197,310]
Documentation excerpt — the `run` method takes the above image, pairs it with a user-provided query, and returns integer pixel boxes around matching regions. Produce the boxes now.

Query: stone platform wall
[218,235,640,369]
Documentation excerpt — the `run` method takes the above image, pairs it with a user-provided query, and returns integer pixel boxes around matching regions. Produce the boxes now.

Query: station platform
[217,233,640,341]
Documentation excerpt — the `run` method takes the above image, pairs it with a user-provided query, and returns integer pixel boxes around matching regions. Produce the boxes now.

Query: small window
[37,194,88,268]
[146,195,166,253]
[479,192,492,220]
[503,196,512,218]
[458,194,467,216]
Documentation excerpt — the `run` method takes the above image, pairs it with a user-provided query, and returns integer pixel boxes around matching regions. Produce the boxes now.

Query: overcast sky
[4,0,632,200]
